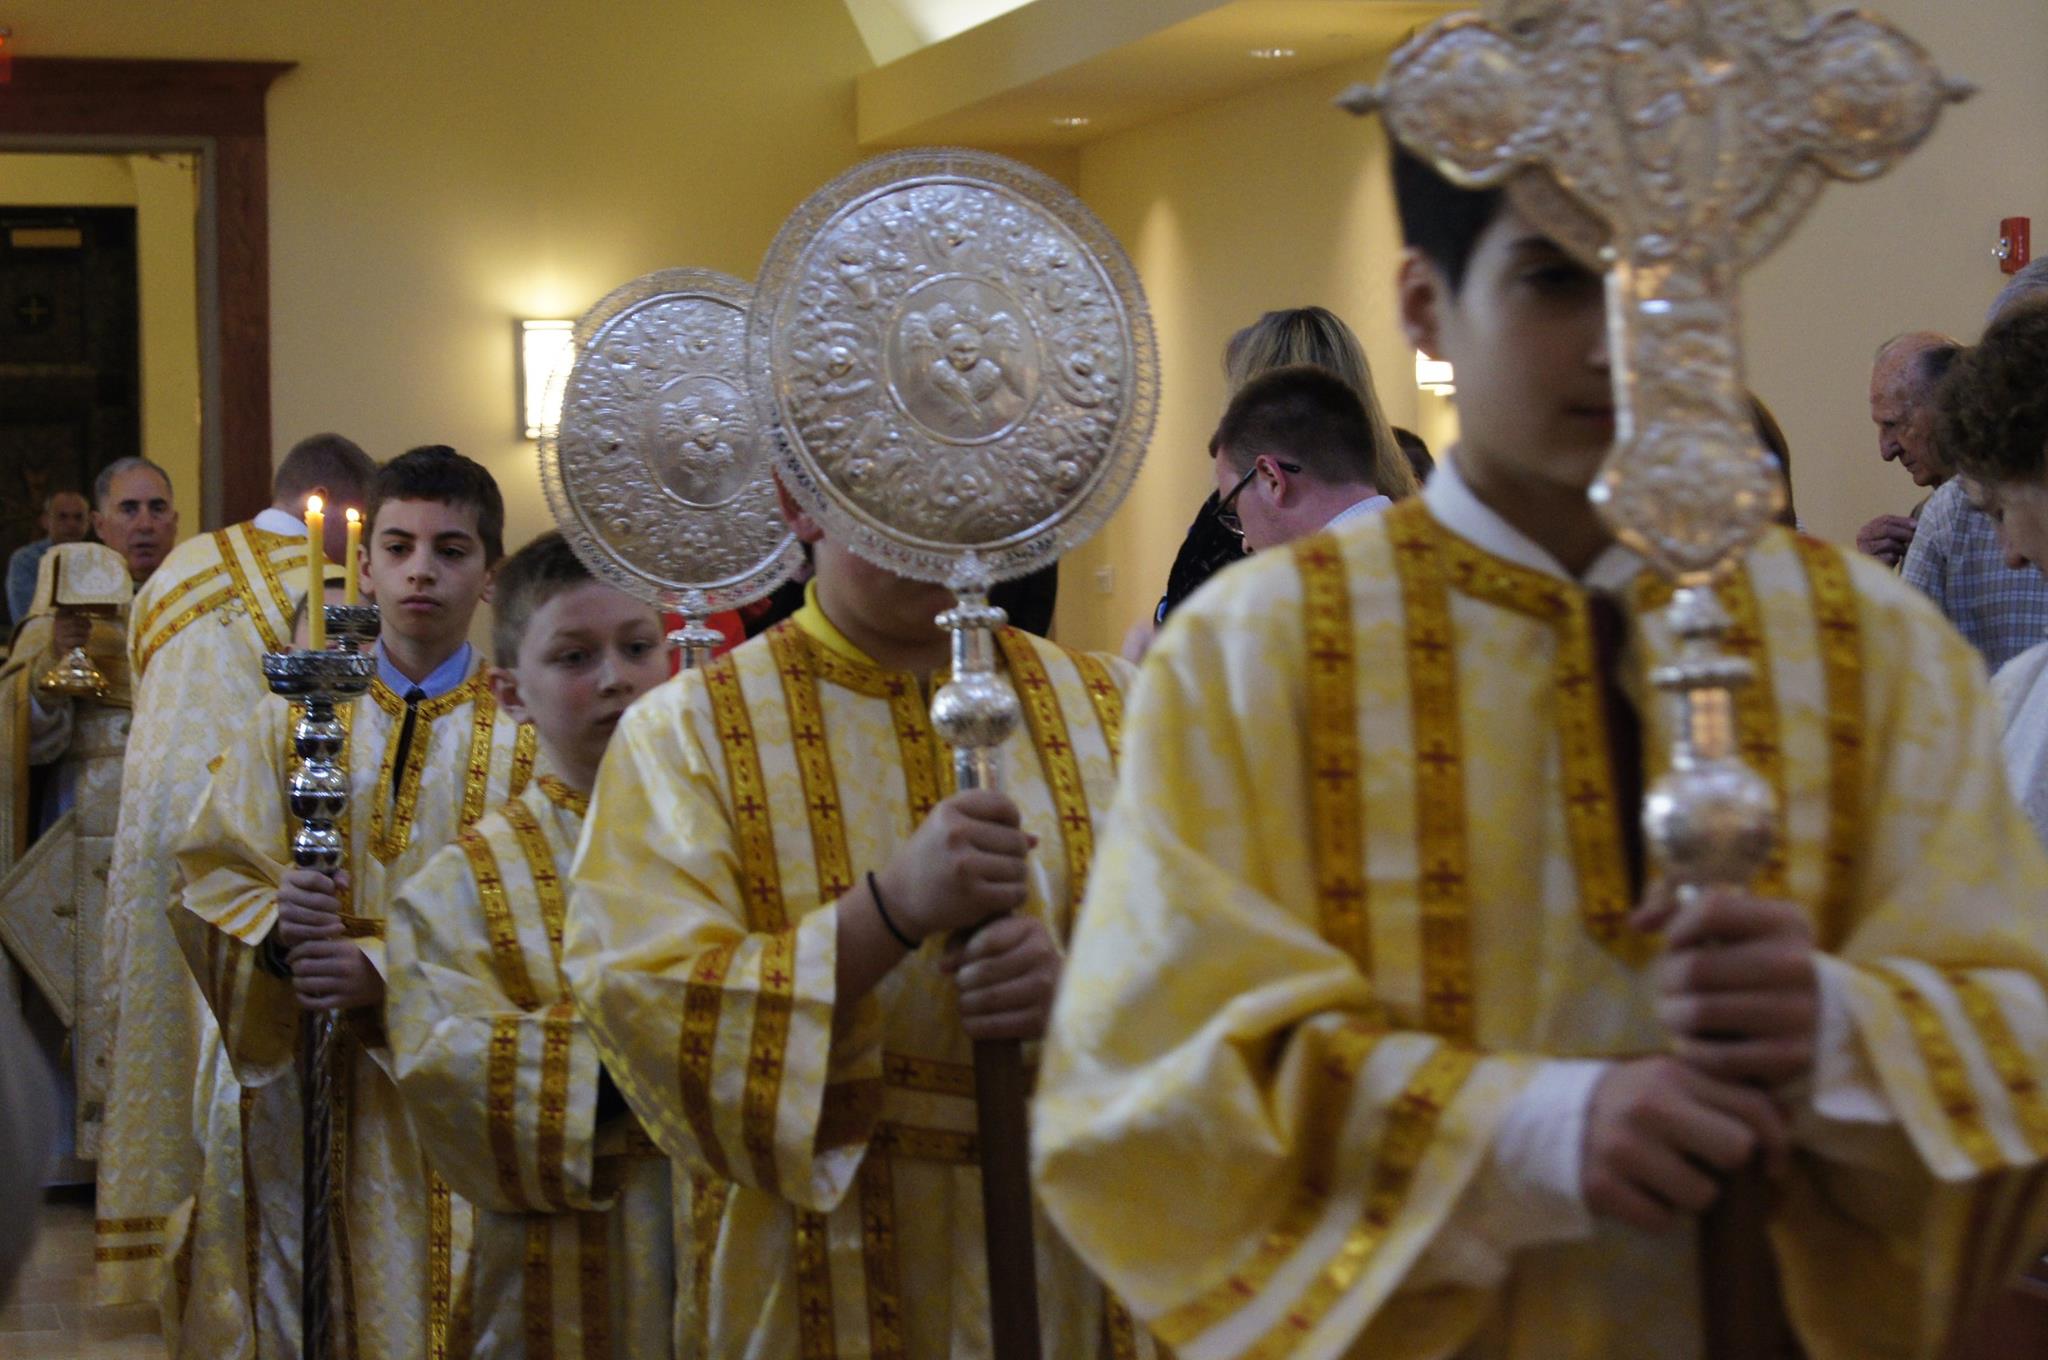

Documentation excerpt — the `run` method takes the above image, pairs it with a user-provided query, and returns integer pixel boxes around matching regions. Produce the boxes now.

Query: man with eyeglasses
[1209,363,1395,553]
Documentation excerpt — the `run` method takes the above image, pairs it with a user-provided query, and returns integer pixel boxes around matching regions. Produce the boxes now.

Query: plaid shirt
[1902,478,2048,671]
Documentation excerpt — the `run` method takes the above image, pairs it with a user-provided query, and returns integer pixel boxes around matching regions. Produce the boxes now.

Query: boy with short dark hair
[175,446,536,1360]
[385,532,677,1357]
[1032,148,2048,1359]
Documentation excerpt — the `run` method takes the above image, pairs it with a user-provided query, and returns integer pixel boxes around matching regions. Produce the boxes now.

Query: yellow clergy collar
[792,580,873,667]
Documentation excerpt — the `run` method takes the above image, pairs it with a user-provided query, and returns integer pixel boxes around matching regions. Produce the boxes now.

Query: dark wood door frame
[1,58,296,525]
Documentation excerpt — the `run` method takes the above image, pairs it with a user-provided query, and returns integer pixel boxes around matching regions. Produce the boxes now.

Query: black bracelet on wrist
[867,870,918,951]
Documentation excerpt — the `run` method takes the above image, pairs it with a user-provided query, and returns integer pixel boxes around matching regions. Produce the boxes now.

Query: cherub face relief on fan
[540,268,801,669]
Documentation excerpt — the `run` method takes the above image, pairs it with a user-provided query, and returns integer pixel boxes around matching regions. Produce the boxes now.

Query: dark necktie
[1585,594,1647,900]
[390,685,426,796]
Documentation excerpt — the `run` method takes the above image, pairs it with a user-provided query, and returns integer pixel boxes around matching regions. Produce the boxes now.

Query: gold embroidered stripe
[94,1216,168,1235]
[690,1178,730,1358]
[487,1014,526,1204]
[536,1001,576,1207]
[136,583,236,675]
[794,1208,836,1360]
[1795,538,1865,948]
[1293,534,1371,977]
[1072,651,1125,768]
[538,772,587,817]
[217,529,286,654]
[429,1170,455,1360]
[1388,510,1477,1034]
[522,1216,556,1360]
[705,655,787,933]
[1867,963,2000,1170]
[95,1244,163,1262]
[1945,968,2048,1156]
[1551,594,1648,966]
[741,929,799,1194]
[858,1156,909,1360]
[136,558,228,639]
[772,625,855,898]
[883,677,945,825]
[461,687,499,829]
[677,942,738,1180]
[1237,1045,1478,1360]
[1153,1019,1383,1346]
[247,532,301,642]
[511,722,539,797]
[578,1208,612,1360]
[465,829,541,1011]
[999,630,1095,898]
[884,1052,975,1098]
[505,797,569,986]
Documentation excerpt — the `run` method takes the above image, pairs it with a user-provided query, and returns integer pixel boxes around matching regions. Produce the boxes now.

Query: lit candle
[343,509,362,607]
[305,495,326,651]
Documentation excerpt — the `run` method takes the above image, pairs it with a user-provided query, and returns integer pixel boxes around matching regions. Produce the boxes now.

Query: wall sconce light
[1415,352,1456,396]
[517,319,575,440]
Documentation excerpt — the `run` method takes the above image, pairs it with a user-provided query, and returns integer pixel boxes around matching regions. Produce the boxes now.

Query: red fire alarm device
[1999,217,2031,275]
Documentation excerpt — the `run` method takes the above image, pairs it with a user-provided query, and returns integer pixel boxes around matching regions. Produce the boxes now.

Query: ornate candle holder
[667,587,728,672]
[258,602,378,1360]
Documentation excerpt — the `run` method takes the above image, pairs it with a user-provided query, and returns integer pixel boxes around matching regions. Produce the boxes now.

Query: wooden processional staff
[1347,3,1968,1355]
[751,148,1158,1360]
[539,266,802,672]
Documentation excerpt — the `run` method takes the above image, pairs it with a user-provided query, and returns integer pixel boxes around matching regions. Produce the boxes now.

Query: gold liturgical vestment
[1033,484,2048,1360]
[564,605,1164,1359]
[388,771,679,1359]
[0,561,131,1157]
[175,662,536,1360]
[96,521,303,1306]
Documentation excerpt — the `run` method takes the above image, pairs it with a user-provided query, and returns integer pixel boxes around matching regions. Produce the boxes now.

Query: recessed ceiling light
[1248,47,1297,59]
[1052,115,1091,127]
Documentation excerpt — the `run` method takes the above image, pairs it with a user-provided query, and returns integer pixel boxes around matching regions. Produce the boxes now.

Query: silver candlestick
[259,602,377,1360]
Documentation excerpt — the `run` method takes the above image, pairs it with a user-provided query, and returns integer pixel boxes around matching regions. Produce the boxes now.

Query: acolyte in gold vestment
[1034,498,2048,1360]
[175,663,535,1360]
[564,606,1164,1360]
[388,772,680,1359]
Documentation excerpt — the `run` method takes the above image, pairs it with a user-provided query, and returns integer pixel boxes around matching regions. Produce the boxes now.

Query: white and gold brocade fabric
[174,664,536,1360]
[564,610,1161,1359]
[389,773,678,1358]
[96,521,303,1308]
[1033,498,2048,1360]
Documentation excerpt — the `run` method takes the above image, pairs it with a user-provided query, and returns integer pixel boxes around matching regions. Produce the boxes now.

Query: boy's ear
[488,665,528,726]
[480,560,499,606]
[773,474,824,546]
[1398,248,1449,363]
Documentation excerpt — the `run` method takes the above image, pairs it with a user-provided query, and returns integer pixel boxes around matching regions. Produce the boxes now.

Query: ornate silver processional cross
[1346,4,1968,1354]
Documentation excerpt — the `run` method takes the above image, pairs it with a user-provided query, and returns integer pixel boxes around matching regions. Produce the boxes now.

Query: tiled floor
[0,1197,166,1360]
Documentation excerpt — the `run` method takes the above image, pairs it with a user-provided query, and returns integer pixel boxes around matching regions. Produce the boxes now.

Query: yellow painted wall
[5,0,882,551]
[0,152,204,523]
[1059,0,2048,652]
[1061,48,1425,652]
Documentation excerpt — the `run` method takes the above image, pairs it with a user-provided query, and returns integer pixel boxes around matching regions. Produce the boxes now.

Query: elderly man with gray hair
[1896,294,2048,670]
